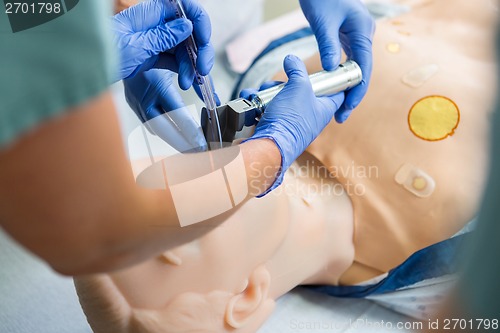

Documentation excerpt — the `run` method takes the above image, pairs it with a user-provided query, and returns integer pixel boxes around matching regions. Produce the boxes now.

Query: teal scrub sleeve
[0,0,117,148]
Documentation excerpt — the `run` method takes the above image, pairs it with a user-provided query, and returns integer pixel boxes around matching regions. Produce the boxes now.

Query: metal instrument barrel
[252,60,362,110]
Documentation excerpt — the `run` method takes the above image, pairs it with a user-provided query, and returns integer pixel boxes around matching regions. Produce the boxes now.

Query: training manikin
[75,0,497,332]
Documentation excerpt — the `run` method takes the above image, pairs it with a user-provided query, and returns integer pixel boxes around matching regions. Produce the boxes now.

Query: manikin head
[75,154,355,333]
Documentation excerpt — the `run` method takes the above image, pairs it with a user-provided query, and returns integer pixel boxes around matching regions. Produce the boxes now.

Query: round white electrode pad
[395,163,436,198]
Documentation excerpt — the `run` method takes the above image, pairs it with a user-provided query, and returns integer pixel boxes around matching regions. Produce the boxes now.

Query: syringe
[169,0,222,150]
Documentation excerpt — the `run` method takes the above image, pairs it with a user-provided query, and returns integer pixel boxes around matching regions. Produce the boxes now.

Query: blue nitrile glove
[124,69,207,152]
[299,0,375,123]
[112,0,214,86]
[243,55,345,195]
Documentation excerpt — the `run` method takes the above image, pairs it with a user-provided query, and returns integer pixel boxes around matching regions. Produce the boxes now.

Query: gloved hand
[243,55,345,195]
[112,0,214,87]
[299,0,375,123]
[124,69,207,152]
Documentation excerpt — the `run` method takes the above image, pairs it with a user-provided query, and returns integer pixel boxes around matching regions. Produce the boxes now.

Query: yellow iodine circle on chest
[408,96,460,141]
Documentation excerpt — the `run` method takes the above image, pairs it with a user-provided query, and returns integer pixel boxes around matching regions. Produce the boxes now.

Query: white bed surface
[259,288,416,333]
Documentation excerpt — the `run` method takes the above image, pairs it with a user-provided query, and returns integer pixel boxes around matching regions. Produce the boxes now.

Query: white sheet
[259,289,417,332]
[0,229,92,333]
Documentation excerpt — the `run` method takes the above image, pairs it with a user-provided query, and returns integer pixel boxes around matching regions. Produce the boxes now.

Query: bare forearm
[71,140,280,275]
[0,92,281,275]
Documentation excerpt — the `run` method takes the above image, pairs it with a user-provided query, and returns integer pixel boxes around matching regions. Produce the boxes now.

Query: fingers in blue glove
[239,88,258,100]
[139,18,193,56]
[124,69,207,152]
[154,53,180,73]
[176,46,195,90]
[239,81,284,100]
[175,41,215,90]
[125,18,192,78]
[299,0,375,121]
[113,0,214,82]
[340,26,374,117]
[145,107,207,153]
[193,75,221,106]
[259,81,284,90]
[124,69,183,122]
[283,55,314,94]
[155,94,207,152]
[181,0,214,76]
[299,0,342,71]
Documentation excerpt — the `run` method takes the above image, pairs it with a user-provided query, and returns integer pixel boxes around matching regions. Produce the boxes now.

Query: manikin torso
[301,0,497,283]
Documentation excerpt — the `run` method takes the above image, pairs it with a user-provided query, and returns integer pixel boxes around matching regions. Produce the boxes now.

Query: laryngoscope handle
[252,60,363,111]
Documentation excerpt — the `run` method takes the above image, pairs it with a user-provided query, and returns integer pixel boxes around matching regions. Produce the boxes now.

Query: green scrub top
[0,0,116,148]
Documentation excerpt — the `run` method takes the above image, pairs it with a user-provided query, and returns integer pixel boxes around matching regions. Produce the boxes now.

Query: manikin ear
[225,265,275,329]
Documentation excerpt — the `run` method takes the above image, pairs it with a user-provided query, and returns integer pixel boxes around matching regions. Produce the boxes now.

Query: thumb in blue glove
[244,55,345,195]
[124,69,207,152]
[299,0,375,123]
[112,0,214,85]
